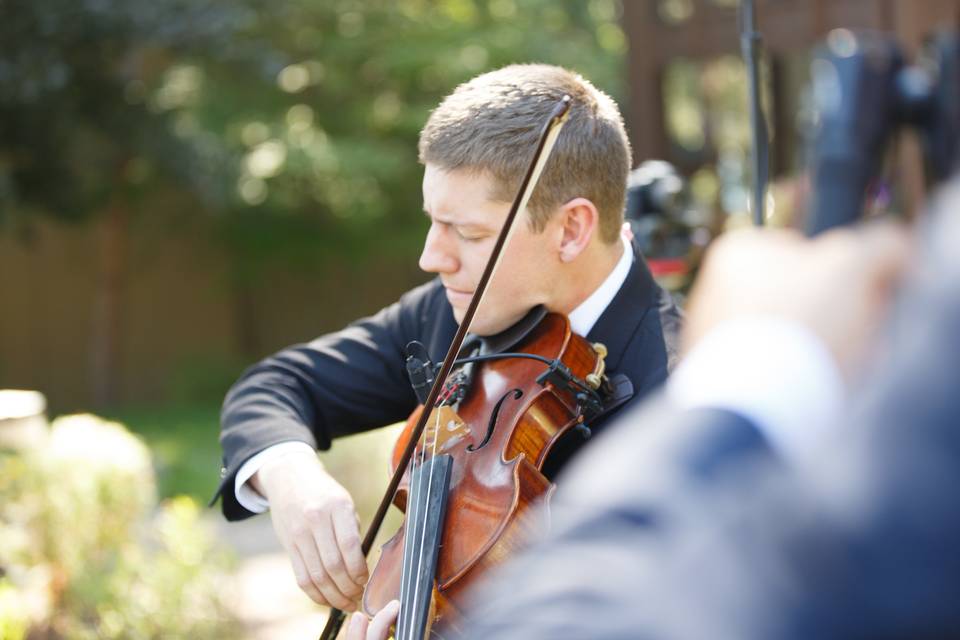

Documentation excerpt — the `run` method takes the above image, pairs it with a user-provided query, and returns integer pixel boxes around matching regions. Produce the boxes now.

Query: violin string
[401,402,429,639]
[402,413,427,637]
[401,404,426,637]
[398,464,413,639]
[406,399,443,637]
[399,395,440,638]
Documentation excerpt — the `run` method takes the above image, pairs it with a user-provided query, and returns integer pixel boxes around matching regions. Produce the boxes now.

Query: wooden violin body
[363,312,606,636]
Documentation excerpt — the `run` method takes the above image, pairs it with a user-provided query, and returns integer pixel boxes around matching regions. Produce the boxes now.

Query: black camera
[806,29,960,235]
[624,160,706,293]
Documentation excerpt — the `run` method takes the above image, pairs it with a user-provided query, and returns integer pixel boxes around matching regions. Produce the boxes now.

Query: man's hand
[252,449,369,610]
[684,223,911,379]
[345,600,400,640]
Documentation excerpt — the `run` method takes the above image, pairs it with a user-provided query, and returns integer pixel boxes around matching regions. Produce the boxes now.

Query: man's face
[420,164,556,336]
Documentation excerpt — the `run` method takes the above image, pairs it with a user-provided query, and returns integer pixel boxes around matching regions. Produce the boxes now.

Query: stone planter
[0,390,49,450]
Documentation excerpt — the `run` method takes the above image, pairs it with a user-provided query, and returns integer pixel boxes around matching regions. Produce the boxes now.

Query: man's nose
[419,224,458,274]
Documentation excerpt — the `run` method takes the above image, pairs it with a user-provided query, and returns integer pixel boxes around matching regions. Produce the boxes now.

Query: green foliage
[0,414,239,638]
[0,0,627,266]
[0,579,28,640]
[0,0,258,224]
[103,404,224,503]
[194,0,629,264]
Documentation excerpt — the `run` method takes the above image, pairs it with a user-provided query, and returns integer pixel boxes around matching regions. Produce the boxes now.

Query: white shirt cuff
[666,317,846,464]
[234,441,317,513]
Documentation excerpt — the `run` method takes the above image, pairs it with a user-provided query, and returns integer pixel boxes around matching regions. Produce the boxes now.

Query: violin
[319,95,590,640]
[364,311,610,637]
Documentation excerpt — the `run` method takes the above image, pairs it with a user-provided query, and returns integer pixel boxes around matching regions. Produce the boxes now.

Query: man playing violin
[214,63,682,619]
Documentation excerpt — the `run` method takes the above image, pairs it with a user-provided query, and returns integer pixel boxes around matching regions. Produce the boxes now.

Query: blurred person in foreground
[348,176,960,638]
[212,63,682,612]
[454,194,960,638]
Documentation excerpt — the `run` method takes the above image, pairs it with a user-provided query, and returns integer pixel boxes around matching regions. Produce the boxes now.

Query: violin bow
[318,94,572,640]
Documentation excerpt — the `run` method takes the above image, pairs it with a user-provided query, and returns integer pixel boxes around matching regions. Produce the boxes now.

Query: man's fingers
[858,222,912,284]
[331,504,369,587]
[344,601,399,640]
[288,547,326,606]
[367,600,400,640]
[310,508,364,601]
[346,611,369,640]
[294,534,356,610]
[259,457,369,611]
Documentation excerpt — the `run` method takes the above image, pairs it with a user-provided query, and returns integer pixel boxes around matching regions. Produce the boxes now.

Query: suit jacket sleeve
[214,278,453,520]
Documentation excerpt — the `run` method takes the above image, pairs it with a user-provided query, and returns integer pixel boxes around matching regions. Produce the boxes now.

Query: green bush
[0,414,240,639]
[104,403,224,503]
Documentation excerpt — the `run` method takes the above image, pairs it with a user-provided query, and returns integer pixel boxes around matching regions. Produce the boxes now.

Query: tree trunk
[230,272,261,360]
[90,199,128,408]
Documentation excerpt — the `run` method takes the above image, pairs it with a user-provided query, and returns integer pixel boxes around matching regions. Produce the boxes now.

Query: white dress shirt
[666,316,846,465]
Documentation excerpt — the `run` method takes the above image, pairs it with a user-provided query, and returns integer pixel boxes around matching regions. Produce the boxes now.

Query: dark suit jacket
[214,241,682,520]
[462,190,960,639]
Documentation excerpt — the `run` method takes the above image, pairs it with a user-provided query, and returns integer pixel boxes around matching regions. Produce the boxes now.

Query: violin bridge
[422,406,470,452]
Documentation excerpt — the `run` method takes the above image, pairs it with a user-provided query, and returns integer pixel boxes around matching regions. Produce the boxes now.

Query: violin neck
[397,454,454,640]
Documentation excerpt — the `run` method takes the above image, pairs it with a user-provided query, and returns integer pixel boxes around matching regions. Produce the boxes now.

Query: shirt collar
[568,235,634,336]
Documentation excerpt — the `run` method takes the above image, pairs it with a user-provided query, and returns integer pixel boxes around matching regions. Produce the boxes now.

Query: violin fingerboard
[397,454,454,640]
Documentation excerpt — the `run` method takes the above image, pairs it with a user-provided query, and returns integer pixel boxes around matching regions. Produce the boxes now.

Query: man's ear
[557,198,600,263]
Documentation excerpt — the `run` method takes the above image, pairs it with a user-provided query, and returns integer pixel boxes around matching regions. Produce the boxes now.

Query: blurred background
[1,0,957,638]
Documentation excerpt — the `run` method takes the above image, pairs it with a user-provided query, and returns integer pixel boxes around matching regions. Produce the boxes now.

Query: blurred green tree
[184,0,629,355]
[0,0,626,404]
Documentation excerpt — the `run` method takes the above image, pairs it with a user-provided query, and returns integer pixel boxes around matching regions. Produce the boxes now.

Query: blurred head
[417,64,631,334]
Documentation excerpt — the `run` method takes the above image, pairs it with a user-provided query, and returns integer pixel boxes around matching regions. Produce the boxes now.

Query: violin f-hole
[467,388,523,452]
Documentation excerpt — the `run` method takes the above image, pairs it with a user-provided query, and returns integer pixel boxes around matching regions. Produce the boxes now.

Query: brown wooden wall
[0,215,426,411]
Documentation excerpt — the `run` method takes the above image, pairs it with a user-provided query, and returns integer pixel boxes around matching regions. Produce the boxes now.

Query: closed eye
[457,229,487,242]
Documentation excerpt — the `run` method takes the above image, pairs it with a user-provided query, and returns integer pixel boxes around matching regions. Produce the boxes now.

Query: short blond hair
[418,64,631,244]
